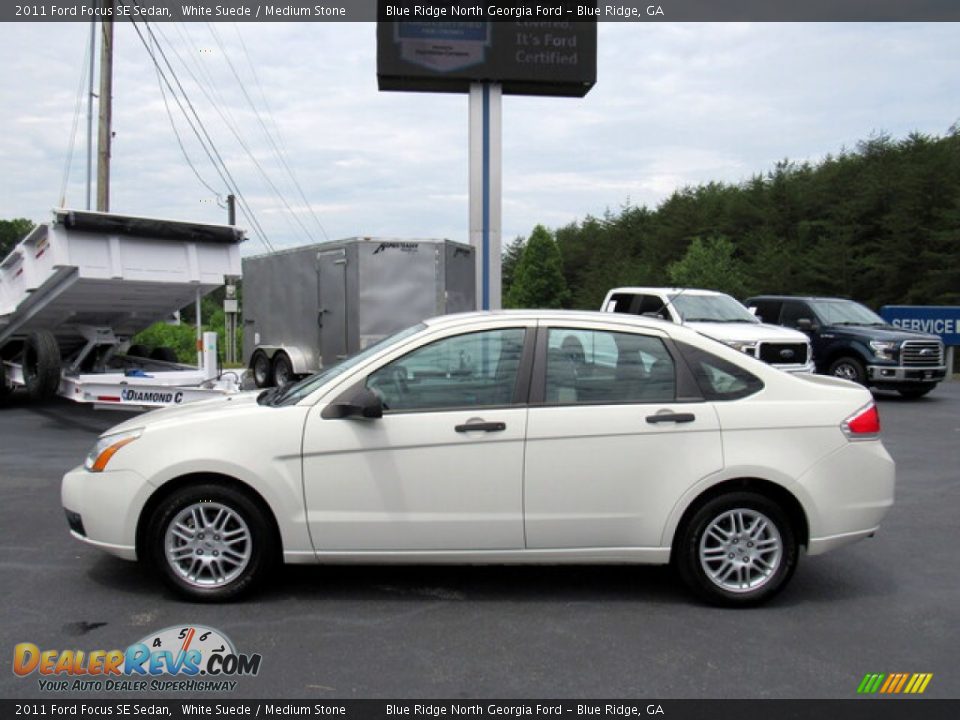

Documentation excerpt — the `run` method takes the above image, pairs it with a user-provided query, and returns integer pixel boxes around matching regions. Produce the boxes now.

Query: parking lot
[1,383,958,700]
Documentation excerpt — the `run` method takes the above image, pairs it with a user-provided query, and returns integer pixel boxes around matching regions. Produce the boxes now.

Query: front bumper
[867,364,946,383]
[61,466,152,561]
[777,360,817,375]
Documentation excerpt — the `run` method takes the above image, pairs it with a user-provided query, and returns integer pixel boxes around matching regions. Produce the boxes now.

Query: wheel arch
[667,477,809,561]
[135,472,284,563]
[821,344,870,373]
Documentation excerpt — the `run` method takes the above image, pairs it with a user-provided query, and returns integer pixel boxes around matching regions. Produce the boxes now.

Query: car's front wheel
[147,483,276,601]
[828,356,866,385]
[675,492,798,606]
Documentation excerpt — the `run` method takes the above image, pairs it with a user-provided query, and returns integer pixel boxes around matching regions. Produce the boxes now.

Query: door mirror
[322,387,383,420]
[796,318,818,332]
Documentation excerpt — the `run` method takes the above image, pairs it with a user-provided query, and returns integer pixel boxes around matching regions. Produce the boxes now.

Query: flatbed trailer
[0,209,243,410]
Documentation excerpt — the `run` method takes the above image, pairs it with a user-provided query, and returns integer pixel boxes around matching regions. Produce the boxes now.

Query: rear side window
[676,342,764,401]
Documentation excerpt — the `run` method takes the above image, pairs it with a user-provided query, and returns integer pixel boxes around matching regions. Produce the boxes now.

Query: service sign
[880,305,960,346]
[376,7,597,97]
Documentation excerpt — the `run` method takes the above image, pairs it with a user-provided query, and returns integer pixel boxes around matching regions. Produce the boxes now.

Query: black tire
[898,383,936,399]
[271,352,294,388]
[250,350,272,388]
[23,330,61,401]
[675,491,798,607]
[146,483,277,602]
[0,360,13,404]
[126,344,151,358]
[827,356,866,385]
[149,346,180,363]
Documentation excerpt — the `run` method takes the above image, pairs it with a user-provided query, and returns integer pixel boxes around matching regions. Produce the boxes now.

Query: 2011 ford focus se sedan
[62,311,895,606]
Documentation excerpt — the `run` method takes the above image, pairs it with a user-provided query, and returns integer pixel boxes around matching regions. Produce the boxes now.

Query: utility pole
[224,194,239,364]
[96,2,114,212]
[85,17,95,210]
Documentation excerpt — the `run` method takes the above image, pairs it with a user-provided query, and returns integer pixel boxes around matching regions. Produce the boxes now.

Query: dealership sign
[880,306,960,346]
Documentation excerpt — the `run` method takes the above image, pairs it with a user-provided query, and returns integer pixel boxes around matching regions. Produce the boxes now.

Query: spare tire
[23,331,62,400]
[149,346,180,363]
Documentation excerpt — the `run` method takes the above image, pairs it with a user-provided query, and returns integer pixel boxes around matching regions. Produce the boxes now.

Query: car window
[780,301,813,328]
[605,293,640,314]
[748,299,782,324]
[676,342,764,401]
[544,328,676,405]
[366,328,526,412]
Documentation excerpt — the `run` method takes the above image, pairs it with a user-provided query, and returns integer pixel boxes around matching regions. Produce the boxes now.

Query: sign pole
[469,82,502,311]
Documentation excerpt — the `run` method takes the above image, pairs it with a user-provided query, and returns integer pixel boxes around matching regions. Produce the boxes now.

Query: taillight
[842,403,880,439]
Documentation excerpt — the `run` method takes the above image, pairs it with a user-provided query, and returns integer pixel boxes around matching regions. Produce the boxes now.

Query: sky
[0,21,957,256]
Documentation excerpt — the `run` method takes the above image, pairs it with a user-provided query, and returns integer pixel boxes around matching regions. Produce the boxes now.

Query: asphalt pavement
[0,384,958,699]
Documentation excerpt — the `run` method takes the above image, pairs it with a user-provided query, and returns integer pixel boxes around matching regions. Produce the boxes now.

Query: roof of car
[607,287,726,297]
[747,295,851,302]
[422,309,674,332]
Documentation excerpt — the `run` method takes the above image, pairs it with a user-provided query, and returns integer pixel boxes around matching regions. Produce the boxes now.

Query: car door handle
[646,412,695,424]
[455,421,506,433]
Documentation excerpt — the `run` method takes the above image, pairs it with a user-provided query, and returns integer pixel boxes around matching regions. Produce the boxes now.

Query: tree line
[504,128,960,311]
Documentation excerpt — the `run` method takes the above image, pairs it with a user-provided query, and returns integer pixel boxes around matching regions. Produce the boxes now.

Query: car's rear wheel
[147,483,276,602]
[828,356,866,385]
[676,491,798,606]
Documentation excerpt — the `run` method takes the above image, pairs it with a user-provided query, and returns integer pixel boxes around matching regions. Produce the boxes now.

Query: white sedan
[62,311,895,606]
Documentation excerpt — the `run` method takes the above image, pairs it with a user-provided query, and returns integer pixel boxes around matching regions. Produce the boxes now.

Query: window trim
[529,325,704,407]
[328,326,537,417]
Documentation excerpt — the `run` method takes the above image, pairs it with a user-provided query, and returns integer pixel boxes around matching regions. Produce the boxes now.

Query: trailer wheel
[0,360,13,403]
[250,350,271,388]
[149,346,180,363]
[126,344,151,358]
[271,352,294,388]
[23,331,61,401]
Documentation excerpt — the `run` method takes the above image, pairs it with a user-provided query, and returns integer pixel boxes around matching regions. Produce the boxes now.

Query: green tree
[667,235,748,297]
[504,225,570,309]
[0,218,35,258]
[500,235,525,300]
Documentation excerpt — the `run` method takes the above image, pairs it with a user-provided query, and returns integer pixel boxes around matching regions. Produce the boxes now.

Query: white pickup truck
[602,287,815,374]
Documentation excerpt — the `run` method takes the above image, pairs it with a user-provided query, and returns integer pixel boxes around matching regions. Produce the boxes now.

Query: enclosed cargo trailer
[243,238,475,387]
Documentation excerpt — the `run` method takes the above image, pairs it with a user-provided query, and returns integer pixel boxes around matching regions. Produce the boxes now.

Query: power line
[58,36,92,208]
[128,15,275,252]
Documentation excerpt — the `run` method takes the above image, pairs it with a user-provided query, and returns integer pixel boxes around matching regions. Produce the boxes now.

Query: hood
[823,323,941,342]
[100,391,263,437]
[688,321,810,344]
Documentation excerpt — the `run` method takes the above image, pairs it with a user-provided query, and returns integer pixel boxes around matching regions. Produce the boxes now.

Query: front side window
[544,328,676,405]
[780,301,814,328]
[367,328,526,412]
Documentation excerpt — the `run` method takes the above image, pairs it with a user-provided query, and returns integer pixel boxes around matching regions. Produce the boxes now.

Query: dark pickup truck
[745,295,946,398]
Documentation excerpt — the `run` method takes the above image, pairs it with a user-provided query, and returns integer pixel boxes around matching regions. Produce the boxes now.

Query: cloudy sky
[0,21,957,255]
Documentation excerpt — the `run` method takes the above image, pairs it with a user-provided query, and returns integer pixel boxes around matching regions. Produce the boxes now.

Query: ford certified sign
[880,306,960,346]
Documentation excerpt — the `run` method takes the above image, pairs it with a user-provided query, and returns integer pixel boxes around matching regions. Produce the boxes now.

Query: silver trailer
[243,238,475,387]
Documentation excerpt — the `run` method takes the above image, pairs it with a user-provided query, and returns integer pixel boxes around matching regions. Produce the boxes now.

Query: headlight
[84,429,143,472]
[869,340,898,361]
[727,341,758,356]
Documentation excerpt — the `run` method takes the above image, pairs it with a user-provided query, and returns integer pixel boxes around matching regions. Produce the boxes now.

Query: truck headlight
[727,341,758,356]
[869,340,898,362]
[84,429,143,472]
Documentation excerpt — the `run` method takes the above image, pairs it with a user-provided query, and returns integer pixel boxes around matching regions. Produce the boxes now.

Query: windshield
[669,293,759,323]
[808,300,885,326]
[267,323,426,407]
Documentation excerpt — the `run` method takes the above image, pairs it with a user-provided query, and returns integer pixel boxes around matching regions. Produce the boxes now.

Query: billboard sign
[377,15,597,97]
[880,305,960,346]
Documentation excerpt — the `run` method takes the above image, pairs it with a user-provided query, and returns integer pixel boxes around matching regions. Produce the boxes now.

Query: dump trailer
[0,209,243,409]
[243,238,475,387]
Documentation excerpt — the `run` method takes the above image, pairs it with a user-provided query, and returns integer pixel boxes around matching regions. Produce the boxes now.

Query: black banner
[3,700,960,720]
[3,0,960,23]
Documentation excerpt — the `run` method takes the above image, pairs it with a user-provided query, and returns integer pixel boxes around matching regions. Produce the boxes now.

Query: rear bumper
[867,364,946,383]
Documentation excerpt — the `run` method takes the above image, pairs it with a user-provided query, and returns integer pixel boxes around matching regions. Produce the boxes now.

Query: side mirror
[796,318,818,332]
[322,387,383,420]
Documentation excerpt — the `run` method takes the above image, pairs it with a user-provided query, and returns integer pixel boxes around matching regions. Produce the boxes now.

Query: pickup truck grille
[757,342,809,366]
[901,340,943,366]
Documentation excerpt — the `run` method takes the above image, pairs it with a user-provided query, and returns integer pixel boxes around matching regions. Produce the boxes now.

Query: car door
[523,323,724,549]
[301,323,533,552]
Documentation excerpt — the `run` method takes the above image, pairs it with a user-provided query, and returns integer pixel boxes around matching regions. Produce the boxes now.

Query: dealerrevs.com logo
[13,625,261,692]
